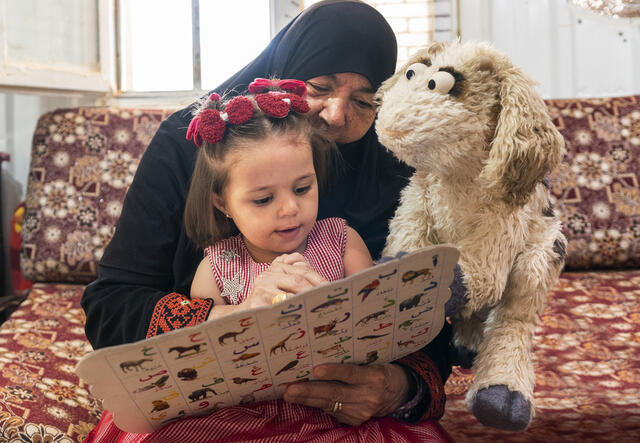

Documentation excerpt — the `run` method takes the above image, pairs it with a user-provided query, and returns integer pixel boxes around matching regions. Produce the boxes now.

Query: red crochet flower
[225,96,254,124]
[198,109,226,144]
[286,93,310,114]
[255,93,290,118]
[249,78,307,97]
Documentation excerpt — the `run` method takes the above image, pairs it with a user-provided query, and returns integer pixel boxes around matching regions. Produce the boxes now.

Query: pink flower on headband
[186,96,254,147]
[186,80,311,148]
[249,78,307,97]
[255,92,311,118]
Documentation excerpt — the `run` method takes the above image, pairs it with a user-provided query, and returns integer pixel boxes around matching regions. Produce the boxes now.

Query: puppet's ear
[426,41,447,58]
[480,64,565,206]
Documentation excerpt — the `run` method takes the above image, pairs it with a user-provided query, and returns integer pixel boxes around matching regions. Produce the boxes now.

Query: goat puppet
[376,41,566,431]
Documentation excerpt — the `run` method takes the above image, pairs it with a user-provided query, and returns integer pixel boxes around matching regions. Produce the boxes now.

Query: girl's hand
[243,253,328,309]
[283,363,410,426]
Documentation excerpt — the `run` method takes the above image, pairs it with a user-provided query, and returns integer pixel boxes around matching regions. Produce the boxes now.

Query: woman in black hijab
[82,1,454,440]
[217,0,413,260]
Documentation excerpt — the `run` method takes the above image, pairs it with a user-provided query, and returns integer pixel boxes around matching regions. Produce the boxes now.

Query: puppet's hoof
[471,385,531,431]
[449,345,476,369]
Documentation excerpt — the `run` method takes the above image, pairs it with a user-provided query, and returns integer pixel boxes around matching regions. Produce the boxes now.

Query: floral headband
[186,78,310,147]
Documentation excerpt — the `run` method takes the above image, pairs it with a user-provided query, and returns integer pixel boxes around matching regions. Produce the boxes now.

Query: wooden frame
[0,0,114,94]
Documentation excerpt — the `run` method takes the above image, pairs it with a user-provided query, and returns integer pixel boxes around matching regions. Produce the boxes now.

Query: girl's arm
[190,258,226,303]
[344,226,374,276]
[195,253,329,320]
[191,257,260,320]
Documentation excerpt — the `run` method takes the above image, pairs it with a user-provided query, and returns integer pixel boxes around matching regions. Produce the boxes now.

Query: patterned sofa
[0,96,639,442]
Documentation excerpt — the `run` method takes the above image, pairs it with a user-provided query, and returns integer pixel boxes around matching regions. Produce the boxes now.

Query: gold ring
[331,401,343,413]
[272,292,288,305]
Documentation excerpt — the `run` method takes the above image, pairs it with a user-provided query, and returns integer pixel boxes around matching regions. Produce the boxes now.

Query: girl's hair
[184,91,336,249]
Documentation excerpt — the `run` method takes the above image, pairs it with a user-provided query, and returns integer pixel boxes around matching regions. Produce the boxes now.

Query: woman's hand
[243,253,328,309]
[283,363,410,426]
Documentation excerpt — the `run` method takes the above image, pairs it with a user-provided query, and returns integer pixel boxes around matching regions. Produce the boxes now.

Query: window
[0,0,113,93]
[117,0,288,94]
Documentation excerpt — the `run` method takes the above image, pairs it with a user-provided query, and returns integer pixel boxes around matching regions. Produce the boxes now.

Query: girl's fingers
[276,273,316,293]
[277,252,307,265]
[270,262,328,287]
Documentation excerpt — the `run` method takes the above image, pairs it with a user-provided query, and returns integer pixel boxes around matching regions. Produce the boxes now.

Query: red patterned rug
[441,270,640,442]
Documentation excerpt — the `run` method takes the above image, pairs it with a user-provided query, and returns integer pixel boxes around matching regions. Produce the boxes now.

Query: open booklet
[76,244,459,433]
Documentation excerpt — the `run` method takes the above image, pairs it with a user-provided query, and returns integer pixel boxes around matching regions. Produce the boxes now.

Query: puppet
[377,41,566,431]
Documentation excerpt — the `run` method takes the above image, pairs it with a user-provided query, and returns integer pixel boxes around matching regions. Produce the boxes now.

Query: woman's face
[305,73,377,144]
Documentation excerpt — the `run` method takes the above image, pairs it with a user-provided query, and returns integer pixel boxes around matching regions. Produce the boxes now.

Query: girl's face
[215,133,319,263]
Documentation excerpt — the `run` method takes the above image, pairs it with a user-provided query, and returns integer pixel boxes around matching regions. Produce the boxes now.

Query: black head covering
[214,0,413,259]
[215,0,398,93]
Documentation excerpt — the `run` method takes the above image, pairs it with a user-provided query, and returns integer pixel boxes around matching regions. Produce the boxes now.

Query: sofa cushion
[441,269,640,441]
[22,108,172,283]
[0,283,101,441]
[547,95,640,269]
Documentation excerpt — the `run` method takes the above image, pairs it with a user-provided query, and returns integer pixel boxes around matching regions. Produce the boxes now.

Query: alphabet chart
[75,244,458,433]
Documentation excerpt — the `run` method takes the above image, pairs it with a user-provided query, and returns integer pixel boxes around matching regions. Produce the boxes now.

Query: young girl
[185,78,374,313]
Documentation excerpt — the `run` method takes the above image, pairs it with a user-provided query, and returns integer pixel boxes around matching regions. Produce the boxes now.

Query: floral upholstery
[0,284,101,442]
[547,95,640,269]
[21,108,172,284]
[441,270,640,442]
[2,98,639,441]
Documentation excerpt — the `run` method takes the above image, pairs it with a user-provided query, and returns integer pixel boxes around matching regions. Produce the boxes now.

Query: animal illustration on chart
[270,332,297,355]
[275,360,299,376]
[310,298,349,313]
[357,333,390,341]
[399,293,428,312]
[177,368,198,381]
[188,387,219,402]
[358,279,380,302]
[365,350,379,364]
[150,399,170,413]
[401,268,433,285]
[398,319,416,330]
[133,375,170,393]
[316,343,347,358]
[355,309,388,327]
[313,319,339,338]
[120,358,153,373]
[218,327,250,345]
[168,343,206,359]
[312,311,350,337]
[232,352,260,362]
[233,377,257,384]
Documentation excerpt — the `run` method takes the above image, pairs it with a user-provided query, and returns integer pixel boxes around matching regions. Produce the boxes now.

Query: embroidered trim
[147,292,213,338]
[394,350,446,422]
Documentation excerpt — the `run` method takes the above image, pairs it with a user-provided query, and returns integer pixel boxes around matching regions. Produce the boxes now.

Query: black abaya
[81,1,450,391]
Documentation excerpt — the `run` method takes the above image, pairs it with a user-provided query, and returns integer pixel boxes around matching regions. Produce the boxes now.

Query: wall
[459,0,640,99]
[368,0,454,64]
[304,0,455,66]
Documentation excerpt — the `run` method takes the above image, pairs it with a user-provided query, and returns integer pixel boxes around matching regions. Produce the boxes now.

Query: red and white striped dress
[84,217,453,443]
[205,217,347,305]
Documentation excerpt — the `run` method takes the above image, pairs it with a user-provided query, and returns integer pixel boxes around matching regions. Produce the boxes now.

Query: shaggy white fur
[376,41,566,431]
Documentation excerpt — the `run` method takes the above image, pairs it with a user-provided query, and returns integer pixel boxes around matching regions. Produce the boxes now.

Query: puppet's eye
[427,71,455,94]
[405,63,427,81]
